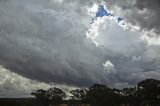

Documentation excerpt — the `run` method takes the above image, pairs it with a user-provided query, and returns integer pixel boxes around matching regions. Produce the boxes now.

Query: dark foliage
[31,87,66,106]
[0,79,160,106]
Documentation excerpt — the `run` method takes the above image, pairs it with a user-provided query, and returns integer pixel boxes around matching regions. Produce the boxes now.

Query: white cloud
[103,60,116,74]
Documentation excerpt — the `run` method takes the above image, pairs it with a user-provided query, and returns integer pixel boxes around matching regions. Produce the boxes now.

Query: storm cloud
[0,0,106,87]
[0,0,160,97]
[106,0,160,34]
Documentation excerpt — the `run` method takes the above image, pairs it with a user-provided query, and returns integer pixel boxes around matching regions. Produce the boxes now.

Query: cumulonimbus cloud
[0,0,106,87]
[0,0,160,97]
[105,0,160,35]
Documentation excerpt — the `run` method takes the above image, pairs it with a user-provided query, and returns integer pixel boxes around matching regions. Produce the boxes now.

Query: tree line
[31,78,160,106]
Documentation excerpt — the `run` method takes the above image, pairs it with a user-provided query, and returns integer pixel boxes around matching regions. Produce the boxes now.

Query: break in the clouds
[0,0,160,97]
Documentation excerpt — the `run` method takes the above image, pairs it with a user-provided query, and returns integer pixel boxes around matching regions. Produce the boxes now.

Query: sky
[0,0,160,97]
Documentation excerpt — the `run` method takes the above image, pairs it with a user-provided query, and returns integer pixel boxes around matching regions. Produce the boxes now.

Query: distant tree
[30,79,160,106]
[121,87,137,106]
[86,84,112,106]
[110,88,123,105]
[122,87,135,96]
[137,79,160,105]
[31,87,66,106]
[31,89,49,106]
[70,89,87,100]
[46,87,66,106]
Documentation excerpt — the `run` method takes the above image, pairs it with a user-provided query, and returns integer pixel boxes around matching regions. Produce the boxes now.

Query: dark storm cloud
[106,0,160,35]
[0,0,160,95]
[134,0,160,34]
[0,0,105,87]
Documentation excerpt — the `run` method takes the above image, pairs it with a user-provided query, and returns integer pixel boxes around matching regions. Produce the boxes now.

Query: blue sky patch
[96,5,113,17]
[91,5,125,24]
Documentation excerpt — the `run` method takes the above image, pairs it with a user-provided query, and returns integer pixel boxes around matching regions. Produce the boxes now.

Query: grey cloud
[0,65,76,97]
[105,0,160,35]
[0,0,160,97]
[91,15,160,88]
[134,0,160,33]
[0,0,105,87]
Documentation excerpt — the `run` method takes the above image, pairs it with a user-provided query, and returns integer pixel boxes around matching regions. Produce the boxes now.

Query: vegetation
[0,78,160,106]
[30,78,160,106]
[31,87,66,106]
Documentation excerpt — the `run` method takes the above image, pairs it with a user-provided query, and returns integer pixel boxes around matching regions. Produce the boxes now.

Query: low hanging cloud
[0,65,76,97]
[0,0,160,97]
